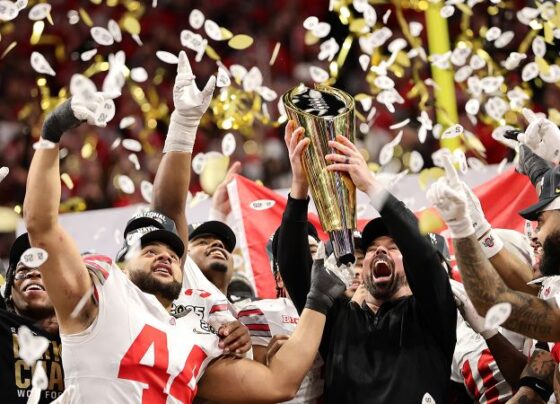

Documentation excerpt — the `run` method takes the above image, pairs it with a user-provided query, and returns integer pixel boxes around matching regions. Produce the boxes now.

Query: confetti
[140,180,153,203]
[0,1,18,21]
[0,166,8,182]
[228,34,254,50]
[318,38,339,62]
[484,97,508,121]
[15,0,26,11]
[242,66,263,92]
[30,52,55,76]
[422,392,436,404]
[441,124,463,139]
[130,67,148,82]
[409,151,424,173]
[216,67,231,88]
[257,86,277,102]
[451,46,471,66]
[454,65,472,82]
[485,27,502,41]
[374,75,395,90]
[128,154,140,170]
[192,153,206,175]
[60,173,74,190]
[156,50,179,64]
[469,54,485,70]
[379,143,394,165]
[189,9,205,29]
[108,19,122,42]
[494,31,514,48]
[484,302,512,330]
[229,64,247,83]
[303,16,318,30]
[453,149,468,174]
[409,21,423,37]
[28,3,50,21]
[119,117,136,130]
[94,99,116,126]
[312,22,331,38]
[497,157,508,174]
[382,9,391,24]
[269,42,281,66]
[204,19,222,41]
[440,5,454,18]
[359,54,370,71]
[80,49,97,62]
[67,10,79,25]
[117,175,135,194]
[389,118,410,130]
[465,98,480,115]
[20,247,48,268]
[18,326,49,366]
[70,74,96,100]
[309,66,329,83]
[480,76,503,94]
[532,36,546,58]
[70,287,94,319]
[90,26,114,46]
[121,139,142,152]
[222,133,236,156]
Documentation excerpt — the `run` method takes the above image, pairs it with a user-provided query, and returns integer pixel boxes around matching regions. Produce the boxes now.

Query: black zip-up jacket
[277,193,457,403]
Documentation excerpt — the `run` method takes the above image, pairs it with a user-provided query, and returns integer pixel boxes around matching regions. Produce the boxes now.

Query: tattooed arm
[506,349,554,404]
[454,235,560,341]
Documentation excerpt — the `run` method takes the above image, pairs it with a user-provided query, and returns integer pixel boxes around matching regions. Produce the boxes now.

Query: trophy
[282,84,356,264]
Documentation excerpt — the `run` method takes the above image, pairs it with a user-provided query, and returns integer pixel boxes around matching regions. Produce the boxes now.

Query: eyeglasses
[14,267,41,281]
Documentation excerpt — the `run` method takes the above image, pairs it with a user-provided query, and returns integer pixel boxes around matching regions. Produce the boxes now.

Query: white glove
[518,117,560,165]
[451,279,498,339]
[71,92,116,128]
[440,155,503,257]
[164,50,216,153]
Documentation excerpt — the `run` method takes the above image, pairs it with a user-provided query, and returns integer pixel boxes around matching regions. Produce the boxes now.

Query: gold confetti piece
[200,154,230,195]
[220,27,233,40]
[205,44,220,61]
[418,209,445,235]
[121,15,141,35]
[79,8,93,27]
[61,173,74,190]
[418,167,444,190]
[1,41,17,59]
[228,34,254,50]
[30,21,44,45]
[14,205,22,215]
[269,42,281,66]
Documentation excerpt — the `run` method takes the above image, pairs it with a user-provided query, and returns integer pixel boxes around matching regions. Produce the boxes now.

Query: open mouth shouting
[22,282,46,295]
[151,262,172,277]
[372,256,394,285]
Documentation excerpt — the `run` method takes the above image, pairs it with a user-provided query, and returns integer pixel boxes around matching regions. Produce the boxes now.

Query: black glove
[517,144,553,187]
[41,98,81,143]
[304,258,346,315]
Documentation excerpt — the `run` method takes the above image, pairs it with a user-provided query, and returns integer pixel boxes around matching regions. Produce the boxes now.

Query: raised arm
[326,135,456,345]
[277,120,313,313]
[428,179,560,341]
[198,257,344,402]
[151,51,216,248]
[23,97,111,333]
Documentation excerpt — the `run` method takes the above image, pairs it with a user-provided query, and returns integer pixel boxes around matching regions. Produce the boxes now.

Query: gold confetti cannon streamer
[425,1,460,151]
[282,84,356,264]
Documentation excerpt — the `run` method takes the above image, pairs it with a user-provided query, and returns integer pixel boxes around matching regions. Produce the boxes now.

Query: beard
[540,231,560,277]
[129,270,182,302]
[208,260,228,273]
[363,270,408,300]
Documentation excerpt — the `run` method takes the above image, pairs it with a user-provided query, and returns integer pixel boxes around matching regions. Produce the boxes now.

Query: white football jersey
[451,312,527,403]
[171,256,236,322]
[61,255,223,404]
[238,298,323,403]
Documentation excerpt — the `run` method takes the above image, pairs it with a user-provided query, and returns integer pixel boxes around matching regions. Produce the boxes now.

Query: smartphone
[504,129,522,141]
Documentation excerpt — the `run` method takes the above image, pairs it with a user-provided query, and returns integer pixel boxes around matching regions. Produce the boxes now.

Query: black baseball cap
[360,217,390,251]
[188,221,236,253]
[9,233,31,269]
[116,211,184,262]
[519,166,560,221]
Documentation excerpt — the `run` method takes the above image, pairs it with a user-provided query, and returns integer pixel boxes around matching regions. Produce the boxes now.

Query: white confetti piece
[382,9,391,24]
[28,3,50,21]
[0,166,8,182]
[440,5,454,18]
[454,65,472,82]
[117,175,135,194]
[453,149,468,174]
[122,138,142,152]
[128,154,140,170]
[70,287,94,319]
[465,98,480,115]
[192,153,206,175]
[258,86,277,102]
[229,64,247,83]
[517,7,540,25]
[0,1,18,21]
[217,67,231,88]
[70,74,97,100]
[15,0,27,11]
[389,118,410,130]
[303,16,318,30]
[431,51,452,69]
[30,52,55,76]
[358,54,370,71]
[189,9,205,30]
[204,19,222,41]
[432,124,442,140]
[359,96,372,112]
[540,65,560,83]
[442,124,463,139]
[130,67,148,83]
[353,0,368,13]
[422,392,436,404]
[132,34,143,46]
[374,75,395,90]
[451,46,471,66]
[108,19,122,42]
[318,37,339,62]
[312,22,331,38]
[497,157,508,174]
[494,31,514,48]
[409,21,423,37]
[94,99,116,126]
[156,50,178,64]
[501,52,526,70]
[363,4,377,27]
[467,76,482,97]
[480,76,503,94]
[309,66,329,83]
[119,117,136,130]
[222,133,236,156]
[532,36,546,58]
[80,49,97,62]
[379,143,394,165]
[91,26,114,46]
[484,302,512,330]
[18,326,49,366]
[485,27,502,41]
[467,157,485,170]
[485,96,508,121]
[67,10,79,24]
[242,66,263,92]
[140,180,153,203]
[20,247,48,268]
[409,151,424,173]
[469,54,485,70]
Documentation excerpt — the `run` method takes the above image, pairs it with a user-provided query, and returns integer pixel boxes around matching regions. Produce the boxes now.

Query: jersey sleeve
[237,304,272,347]
[82,254,114,303]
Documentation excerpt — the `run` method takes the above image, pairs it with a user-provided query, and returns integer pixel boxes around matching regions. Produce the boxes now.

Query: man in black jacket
[277,120,457,403]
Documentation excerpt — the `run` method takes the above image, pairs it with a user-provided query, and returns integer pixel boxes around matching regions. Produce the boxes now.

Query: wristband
[517,376,553,402]
[163,111,198,153]
[478,229,504,259]
[41,99,80,143]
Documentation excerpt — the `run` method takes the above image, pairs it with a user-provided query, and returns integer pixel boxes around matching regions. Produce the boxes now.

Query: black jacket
[277,193,457,403]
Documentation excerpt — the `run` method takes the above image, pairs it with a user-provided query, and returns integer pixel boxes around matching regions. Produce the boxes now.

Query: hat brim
[361,218,390,251]
[519,197,556,221]
[140,229,185,259]
[189,221,236,252]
